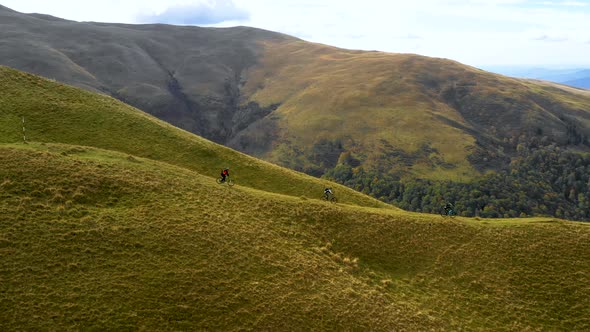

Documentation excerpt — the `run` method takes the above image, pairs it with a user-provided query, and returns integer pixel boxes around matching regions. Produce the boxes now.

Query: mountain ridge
[0,5,295,143]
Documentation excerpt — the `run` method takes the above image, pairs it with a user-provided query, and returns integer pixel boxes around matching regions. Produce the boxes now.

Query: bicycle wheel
[320,195,328,201]
[216,177,223,184]
[227,179,235,187]
[440,208,448,217]
[330,196,337,203]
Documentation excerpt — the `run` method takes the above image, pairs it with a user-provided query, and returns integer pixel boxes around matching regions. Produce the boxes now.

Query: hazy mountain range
[483,66,590,89]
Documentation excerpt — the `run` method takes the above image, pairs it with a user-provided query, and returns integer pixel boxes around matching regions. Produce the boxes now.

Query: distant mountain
[484,66,590,89]
[540,69,590,85]
[2,5,590,188]
[0,4,293,143]
[564,76,590,89]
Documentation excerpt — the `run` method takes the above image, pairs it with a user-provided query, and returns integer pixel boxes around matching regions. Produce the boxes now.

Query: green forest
[325,145,590,221]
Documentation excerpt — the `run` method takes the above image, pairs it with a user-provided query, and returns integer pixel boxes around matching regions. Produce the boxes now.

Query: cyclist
[324,187,333,199]
[220,168,230,183]
[443,202,455,215]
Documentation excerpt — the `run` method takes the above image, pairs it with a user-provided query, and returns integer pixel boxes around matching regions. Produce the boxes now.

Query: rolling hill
[1,66,590,330]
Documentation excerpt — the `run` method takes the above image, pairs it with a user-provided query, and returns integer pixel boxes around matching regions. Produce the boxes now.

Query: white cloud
[532,34,568,42]
[536,1,589,6]
[400,34,423,40]
[137,0,249,25]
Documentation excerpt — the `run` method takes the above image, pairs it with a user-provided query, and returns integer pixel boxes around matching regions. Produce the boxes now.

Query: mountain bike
[440,207,456,217]
[216,177,234,186]
[321,193,337,203]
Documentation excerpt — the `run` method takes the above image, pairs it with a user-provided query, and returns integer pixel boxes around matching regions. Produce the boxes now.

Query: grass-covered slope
[0,143,431,331]
[0,5,294,142]
[237,39,590,180]
[0,65,384,208]
[1,142,589,330]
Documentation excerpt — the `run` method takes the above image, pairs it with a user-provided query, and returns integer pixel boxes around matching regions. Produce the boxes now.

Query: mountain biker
[220,168,230,183]
[324,187,333,199]
[443,202,455,215]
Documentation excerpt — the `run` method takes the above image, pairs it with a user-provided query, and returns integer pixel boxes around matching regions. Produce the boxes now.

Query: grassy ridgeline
[0,66,385,208]
[1,143,589,330]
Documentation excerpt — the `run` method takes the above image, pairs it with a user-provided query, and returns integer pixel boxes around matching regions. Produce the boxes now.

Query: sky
[2,0,590,67]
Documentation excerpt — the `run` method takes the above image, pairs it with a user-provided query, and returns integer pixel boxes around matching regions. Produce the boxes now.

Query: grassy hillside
[0,143,431,331]
[1,142,589,330]
[236,42,481,180]
[238,39,590,180]
[0,5,294,142]
[0,65,385,208]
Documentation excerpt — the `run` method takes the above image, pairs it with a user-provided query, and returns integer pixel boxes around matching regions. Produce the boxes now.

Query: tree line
[325,144,590,221]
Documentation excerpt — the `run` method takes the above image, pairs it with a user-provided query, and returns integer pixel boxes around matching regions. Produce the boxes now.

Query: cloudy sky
[3,0,590,67]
